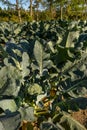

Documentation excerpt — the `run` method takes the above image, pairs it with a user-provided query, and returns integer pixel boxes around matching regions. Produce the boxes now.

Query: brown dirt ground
[71,109,87,129]
[20,109,87,130]
[19,109,87,130]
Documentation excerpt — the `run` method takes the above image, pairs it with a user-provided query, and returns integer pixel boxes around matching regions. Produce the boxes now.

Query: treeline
[0,8,55,22]
[0,0,87,22]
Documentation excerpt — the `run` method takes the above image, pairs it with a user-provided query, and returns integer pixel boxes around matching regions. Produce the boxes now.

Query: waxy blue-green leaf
[21,52,30,79]
[0,99,17,112]
[28,83,42,95]
[34,40,53,76]
[0,66,21,97]
[34,40,43,75]
[47,41,55,53]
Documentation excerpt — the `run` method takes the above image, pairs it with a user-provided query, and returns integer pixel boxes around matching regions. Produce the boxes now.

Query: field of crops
[0,20,87,130]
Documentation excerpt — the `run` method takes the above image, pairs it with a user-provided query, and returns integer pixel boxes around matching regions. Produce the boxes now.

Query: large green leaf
[47,41,55,53]
[18,106,37,122]
[28,83,42,95]
[34,40,53,76]
[34,40,43,75]
[21,52,30,79]
[0,111,21,130]
[0,66,21,97]
[52,46,74,66]
[0,99,17,112]
[65,31,79,47]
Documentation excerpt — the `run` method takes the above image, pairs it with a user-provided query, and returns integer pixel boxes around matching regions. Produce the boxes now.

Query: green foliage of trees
[0,0,87,22]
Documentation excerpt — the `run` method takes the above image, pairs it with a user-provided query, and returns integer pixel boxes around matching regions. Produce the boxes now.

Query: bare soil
[71,109,87,129]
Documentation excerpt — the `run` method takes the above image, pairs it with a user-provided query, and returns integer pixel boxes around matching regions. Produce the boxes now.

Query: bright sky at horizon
[0,0,44,10]
[0,0,29,9]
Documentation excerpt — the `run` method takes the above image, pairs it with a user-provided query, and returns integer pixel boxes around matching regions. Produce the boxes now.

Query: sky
[0,0,29,9]
[0,0,15,8]
[0,0,44,10]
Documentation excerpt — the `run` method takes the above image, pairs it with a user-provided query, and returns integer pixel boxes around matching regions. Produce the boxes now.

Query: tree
[30,0,33,20]
[44,0,66,20]
[16,0,22,22]
[68,0,86,20]
[34,0,40,21]
[33,0,44,21]
[84,0,87,19]
[0,0,22,22]
[54,0,67,20]
[46,0,55,19]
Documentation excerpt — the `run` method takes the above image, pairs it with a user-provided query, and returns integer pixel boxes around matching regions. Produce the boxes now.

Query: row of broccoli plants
[0,20,87,129]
